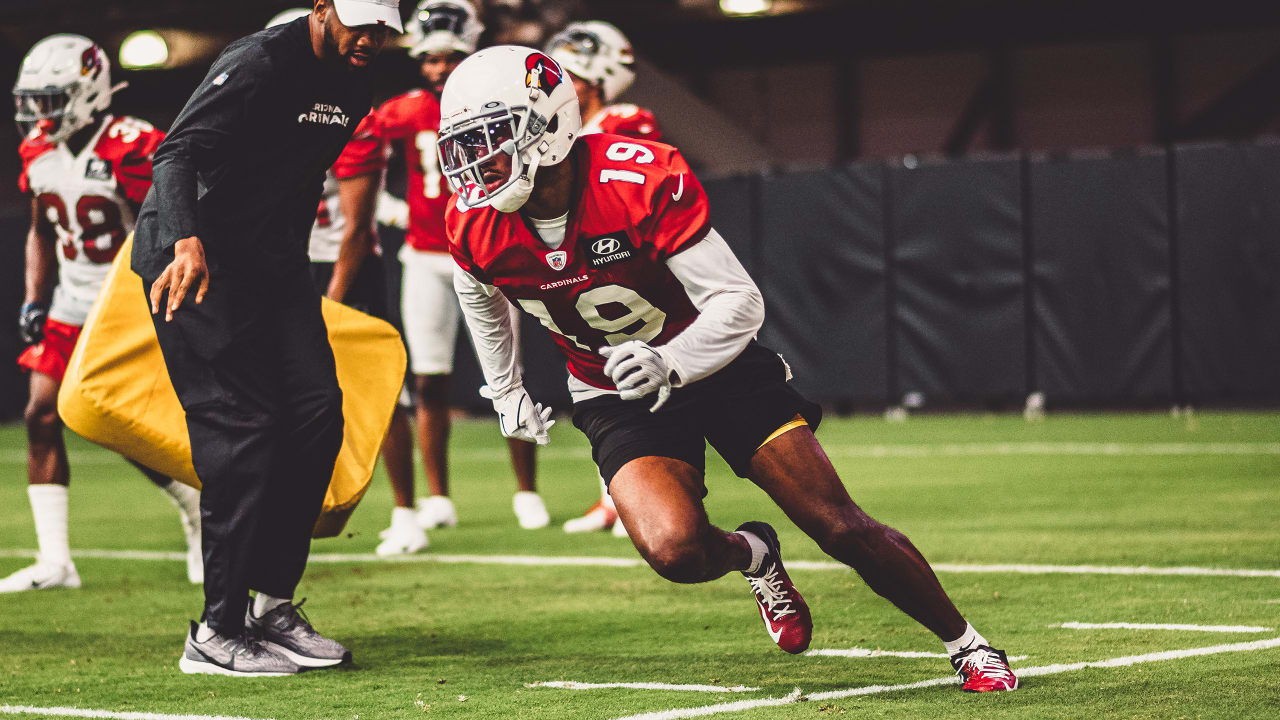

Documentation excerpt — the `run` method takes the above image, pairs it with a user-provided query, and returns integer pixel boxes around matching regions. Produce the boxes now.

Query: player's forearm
[23,226,55,305]
[453,266,522,394]
[660,230,765,385]
[327,227,373,301]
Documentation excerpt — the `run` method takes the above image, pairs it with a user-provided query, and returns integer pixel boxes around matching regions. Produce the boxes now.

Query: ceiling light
[119,30,169,70]
[720,0,773,15]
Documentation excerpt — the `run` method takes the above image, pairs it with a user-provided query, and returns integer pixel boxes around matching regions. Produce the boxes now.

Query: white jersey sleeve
[453,264,523,395]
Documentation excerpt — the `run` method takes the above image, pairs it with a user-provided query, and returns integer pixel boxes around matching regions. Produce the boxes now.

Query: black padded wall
[1175,142,1280,404]
[1029,150,1173,403]
[887,155,1026,405]
[756,164,887,405]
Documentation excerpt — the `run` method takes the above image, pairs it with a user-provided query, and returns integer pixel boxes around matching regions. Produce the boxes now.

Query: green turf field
[2,411,1278,719]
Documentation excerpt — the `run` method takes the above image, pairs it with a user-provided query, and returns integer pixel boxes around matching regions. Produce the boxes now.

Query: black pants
[146,265,343,635]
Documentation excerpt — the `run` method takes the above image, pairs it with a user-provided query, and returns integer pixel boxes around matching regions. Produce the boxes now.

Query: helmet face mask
[12,34,115,144]
[437,46,581,213]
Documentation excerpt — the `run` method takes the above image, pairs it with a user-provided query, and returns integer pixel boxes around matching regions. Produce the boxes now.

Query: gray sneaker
[247,599,351,668]
[179,621,301,677]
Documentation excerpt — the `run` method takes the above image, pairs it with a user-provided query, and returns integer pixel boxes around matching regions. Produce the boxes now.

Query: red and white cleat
[562,498,618,534]
[736,521,812,654]
[950,645,1019,692]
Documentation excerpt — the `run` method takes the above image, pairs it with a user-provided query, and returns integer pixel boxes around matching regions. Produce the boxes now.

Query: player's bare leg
[1,371,77,592]
[413,373,456,528]
[749,423,1017,690]
[609,457,750,583]
[376,407,428,554]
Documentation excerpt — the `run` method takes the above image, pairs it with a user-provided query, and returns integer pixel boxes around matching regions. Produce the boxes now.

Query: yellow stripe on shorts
[757,415,809,451]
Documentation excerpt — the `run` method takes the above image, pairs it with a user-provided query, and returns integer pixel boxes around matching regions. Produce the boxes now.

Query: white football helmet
[545,20,635,103]
[437,45,580,213]
[405,0,484,57]
[265,8,310,29]
[12,34,116,144]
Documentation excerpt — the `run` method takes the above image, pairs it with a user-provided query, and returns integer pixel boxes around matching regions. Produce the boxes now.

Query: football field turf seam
[4,441,1279,467]
[0,706,270,720]
[607,637,1280,720]
[804,648,1030,660]
[527,682,762,693]
[2,548,1278,578]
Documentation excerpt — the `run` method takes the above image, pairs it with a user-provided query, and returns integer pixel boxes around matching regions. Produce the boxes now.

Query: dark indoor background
[2,0,1278,418]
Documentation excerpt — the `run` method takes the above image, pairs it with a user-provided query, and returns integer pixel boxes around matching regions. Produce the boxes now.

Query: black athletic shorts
[309,255,388,320]
[572,341,822,486]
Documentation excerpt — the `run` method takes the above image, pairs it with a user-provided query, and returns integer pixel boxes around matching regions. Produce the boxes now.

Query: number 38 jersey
[18,115,165,325]
[447,133,711,391]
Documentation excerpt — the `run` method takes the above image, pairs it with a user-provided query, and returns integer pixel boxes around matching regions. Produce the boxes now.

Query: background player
[1,34,202,593]
[545,19,662,536]
[439,46,1019,692]
[267,7,429,557]
[372,0,548,530]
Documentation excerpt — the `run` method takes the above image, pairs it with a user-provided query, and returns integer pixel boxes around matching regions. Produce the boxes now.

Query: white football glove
[600,341,674,413]
[375,191,410,230]
[479,384,554,445]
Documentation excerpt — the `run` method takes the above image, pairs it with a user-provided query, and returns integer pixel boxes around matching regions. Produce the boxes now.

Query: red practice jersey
[368,90,450,253]
[447,134,710,389]
[581,104,662,143]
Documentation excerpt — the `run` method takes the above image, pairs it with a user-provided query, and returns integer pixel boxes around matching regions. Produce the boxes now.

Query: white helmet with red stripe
[437,45,580,213]
[13,34,116,144]
[546,20,635,103]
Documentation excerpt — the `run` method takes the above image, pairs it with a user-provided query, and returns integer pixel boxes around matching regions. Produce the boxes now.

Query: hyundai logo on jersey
[586,234,633,267]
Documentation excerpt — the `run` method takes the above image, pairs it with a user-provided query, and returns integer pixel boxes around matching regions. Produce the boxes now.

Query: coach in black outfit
[131,0,400,677]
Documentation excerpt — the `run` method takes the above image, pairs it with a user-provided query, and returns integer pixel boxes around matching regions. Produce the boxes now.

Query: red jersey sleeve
[17,135,54,194]
[372,92,426,141]
[598,105,663,142]
[332,113,385,180]
[115,123,166,204]
[640,148,710,261]
[445,199,491,284]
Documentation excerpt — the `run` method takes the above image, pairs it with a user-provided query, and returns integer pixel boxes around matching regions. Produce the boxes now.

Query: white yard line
[4,441,1280,467]
[805,648,1028,661]
[609,637,1280,720]
[1,549,1278,578]
[1057,621,1273,633]
[528,682,760,693]
[0,707,269,720]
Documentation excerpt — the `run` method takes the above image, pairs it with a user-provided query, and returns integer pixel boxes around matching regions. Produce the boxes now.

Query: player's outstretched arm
[453,266,554,444]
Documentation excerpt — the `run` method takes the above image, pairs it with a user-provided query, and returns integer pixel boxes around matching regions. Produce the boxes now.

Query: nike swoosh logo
[671,174,684,202]
[759,604,783,643]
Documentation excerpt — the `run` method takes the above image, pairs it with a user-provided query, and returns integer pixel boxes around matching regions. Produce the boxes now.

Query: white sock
[390,506,417,529]
[195,621,216,643]
[942,623,988,655]
[252,592,290,617]
[29,484,72,566]
[160,480,201,526]
[599,475,615,511]
[735,530,768,575]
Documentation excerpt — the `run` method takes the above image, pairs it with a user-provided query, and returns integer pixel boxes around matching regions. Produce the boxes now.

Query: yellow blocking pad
[57,236,406,538]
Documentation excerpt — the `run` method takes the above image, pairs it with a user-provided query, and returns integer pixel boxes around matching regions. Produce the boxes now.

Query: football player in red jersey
[547,19,663,536]
[369,0,549,531]
[439,47,1019,692]
[1,35,203,593]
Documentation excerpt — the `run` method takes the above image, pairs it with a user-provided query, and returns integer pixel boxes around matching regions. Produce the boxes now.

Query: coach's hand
[600,341,673,413]
[480,384,555,445]
[150,236,210,322]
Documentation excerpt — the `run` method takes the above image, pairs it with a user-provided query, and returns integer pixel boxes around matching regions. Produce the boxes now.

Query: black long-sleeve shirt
[132,17,373,280]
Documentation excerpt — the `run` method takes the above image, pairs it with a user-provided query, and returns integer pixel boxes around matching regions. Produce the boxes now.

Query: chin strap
[490,150,542,213]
